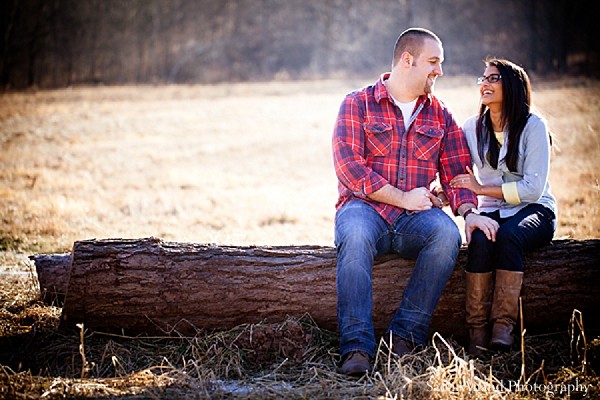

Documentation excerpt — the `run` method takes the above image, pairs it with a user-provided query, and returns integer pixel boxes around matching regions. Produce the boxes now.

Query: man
[332,28,486,376]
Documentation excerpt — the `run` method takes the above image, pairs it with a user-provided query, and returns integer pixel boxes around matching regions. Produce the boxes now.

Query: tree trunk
[31,238,600,340]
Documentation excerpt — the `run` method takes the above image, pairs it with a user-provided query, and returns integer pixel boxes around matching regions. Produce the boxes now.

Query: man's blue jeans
[335,200,462,359]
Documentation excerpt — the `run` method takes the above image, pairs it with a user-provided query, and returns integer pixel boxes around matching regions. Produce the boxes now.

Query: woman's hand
[450,166,482,195]
[464,213,500,244]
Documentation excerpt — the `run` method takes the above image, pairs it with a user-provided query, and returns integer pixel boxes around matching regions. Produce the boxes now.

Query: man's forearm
[367,184,406,209]
[457,203,477,218]
[368,184,442,211]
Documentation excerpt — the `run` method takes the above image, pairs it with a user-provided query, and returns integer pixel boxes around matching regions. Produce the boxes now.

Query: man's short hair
[392,28,442,66]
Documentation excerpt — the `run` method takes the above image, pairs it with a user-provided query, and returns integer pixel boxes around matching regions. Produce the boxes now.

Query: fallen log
[31,238,600,341]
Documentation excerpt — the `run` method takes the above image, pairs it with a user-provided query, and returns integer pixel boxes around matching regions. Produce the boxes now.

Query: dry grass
[1,78,598,252]
[1,273,598,399]
[1,77,599,398]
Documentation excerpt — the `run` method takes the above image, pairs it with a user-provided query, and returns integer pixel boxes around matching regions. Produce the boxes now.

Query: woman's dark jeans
[466,203,556,273]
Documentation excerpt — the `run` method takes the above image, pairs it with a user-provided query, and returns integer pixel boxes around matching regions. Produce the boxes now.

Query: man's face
[410,38,444,95]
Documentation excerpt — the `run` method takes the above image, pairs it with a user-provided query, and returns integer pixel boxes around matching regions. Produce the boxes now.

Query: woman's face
[479,65,503,108]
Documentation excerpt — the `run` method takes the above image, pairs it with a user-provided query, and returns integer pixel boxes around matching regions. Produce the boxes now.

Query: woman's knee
[493,230,525,272]
[465,230,495,273]
[494,228,522,253]
[470,229,491,248]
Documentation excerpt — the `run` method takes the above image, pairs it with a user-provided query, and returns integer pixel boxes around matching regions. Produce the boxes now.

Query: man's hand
[464,213,500,244]
[401,187,440,211]
[368,185,441,211]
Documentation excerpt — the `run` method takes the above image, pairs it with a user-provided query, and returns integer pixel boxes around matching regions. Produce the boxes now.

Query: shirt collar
[375,72,432,107]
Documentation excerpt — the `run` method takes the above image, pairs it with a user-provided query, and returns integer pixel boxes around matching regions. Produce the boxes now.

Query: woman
[450,58,557,356]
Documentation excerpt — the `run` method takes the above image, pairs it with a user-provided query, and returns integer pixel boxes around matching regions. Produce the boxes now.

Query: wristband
[463,208,475,219]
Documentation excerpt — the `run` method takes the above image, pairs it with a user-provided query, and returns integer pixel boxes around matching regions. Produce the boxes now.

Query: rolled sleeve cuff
[502,182,521,204]
[441,183,477,215]
[361,173,388,196]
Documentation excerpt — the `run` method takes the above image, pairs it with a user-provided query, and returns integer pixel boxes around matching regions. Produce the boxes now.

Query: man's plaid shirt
[332,73,477,224]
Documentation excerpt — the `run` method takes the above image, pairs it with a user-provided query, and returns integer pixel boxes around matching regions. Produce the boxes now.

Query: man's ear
[400,51,413,68]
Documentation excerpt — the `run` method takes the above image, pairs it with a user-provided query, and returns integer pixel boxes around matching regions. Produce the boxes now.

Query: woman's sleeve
[503,116,551,204]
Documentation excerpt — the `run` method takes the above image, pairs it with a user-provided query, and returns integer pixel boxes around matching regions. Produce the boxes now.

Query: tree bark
[32,238,600,340]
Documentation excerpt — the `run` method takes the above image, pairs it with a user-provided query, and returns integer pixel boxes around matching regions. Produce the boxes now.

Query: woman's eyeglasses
[477,74,502,85]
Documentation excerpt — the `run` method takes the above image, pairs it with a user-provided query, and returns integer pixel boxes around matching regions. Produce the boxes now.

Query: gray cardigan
[462,113,557,220]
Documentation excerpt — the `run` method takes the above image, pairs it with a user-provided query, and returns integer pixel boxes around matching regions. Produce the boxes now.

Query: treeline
[0,0,596,89]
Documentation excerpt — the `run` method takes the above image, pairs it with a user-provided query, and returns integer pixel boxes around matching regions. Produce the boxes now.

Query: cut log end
[29,253,72,305]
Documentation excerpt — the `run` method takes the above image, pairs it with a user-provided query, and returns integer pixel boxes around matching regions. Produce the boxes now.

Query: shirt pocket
[363,121,392,157]
[412,125,444,160]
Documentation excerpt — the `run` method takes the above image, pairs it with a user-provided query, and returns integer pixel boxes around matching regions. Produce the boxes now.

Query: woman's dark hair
[476,58,531,171]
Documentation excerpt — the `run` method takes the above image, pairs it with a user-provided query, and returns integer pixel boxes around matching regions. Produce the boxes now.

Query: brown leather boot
[465,271,493,356]
[489,270,524,350]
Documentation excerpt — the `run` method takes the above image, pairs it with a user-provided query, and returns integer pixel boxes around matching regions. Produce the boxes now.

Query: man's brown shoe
[391,335,415,358]
[340,351,371,376]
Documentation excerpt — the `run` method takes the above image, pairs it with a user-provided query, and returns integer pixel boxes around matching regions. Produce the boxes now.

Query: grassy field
[0,77,598,398]
[1,77,598,252]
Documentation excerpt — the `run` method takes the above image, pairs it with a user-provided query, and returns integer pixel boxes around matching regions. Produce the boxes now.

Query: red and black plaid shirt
[333,73,477,224]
